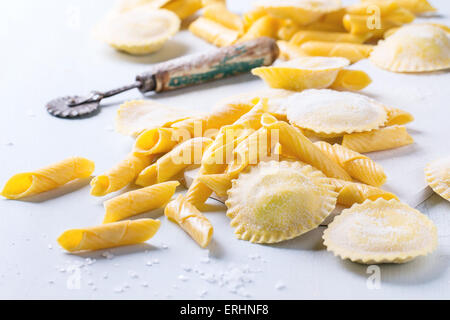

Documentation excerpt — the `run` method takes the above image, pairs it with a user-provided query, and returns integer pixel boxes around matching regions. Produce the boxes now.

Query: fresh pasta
[134,127,180,156]
[2,157,95,200]
[90,153,153,197]
[103,181,179,223]
[189,17,239,47]
[165,195,213,247]
[342,125,414,153]
[58,219,161,252]
[314,141,387,187]
[136,137,213,186]
[203,2,244,33]
[299,41,374,63]
[261,114,352,181]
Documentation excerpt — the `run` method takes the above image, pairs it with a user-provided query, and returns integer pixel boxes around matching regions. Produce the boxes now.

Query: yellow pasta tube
[206,99,254,131]
[276,40,307,60]
[290,30,368,46]
[238,16,281,42]
[347,1,400,15]
[203,2,244,33]
[163,0,202,20]
[103,181,179,223]
[90,153,153,197]
[189,17,239,47]
[2,157,95,200]
[329,69,372,91]
[314,141,387,187]
[136,137,213,186]
[58,219,160,253]
[277,23,301,41]
[134,127,179,156]
[299,41,374,63]
[384,107,414,126]
[342,125,414,153]
[198,173,232,198]
[227,127,278,177]
[165,195,213,248]
[243,7,267,31]
[262,116,352,181]
[361,0,435,15]
[329,178,398,207]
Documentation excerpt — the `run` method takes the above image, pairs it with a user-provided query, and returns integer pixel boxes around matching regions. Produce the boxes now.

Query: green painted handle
[137,37,279,93]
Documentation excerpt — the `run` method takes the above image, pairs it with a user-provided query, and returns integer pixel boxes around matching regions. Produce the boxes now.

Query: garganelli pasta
[165,195,213,248]
[2,157,95,200]
[103,181,179,223]
[299,41,374,63]
[189,17,239,47]
[314,141,387,187]
[328,178,398,207]
[342,125,414,153]
[90,153,153,197]
[58,219,161,252]
[136,137,212,187]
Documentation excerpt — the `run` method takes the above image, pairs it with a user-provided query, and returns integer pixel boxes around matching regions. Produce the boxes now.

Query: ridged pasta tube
[189,17,239,47]
[384,107,414,126]
[90,153,153,197]
[314,141,387,187]
[329,178,398,207]
[165,195,213,248]
[198,173,232,198]
[136,137,213,187]
[290,30,368,46]
[299,41,374,63]
[330,69,372,91]
[2,157,95,200]
[134,127,180,156]
[163,0,202,20]
[58,219,160,252]
[342,125,414,153]
[238,16,281,42]
[103,181,179,223]
[261,115,352,181]
[203,2,244,33]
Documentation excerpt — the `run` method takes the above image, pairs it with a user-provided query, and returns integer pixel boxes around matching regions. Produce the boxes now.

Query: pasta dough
[163,0,202,20]
[370,24,450,72]
[103,181,179,223]
[323,199,438,264]
[90,153,153,197]
[165,195,213,247]
[361,0,436,15]
[58,219,160,252]
[115,100,196,137]
[2,157,95,200]
[285,89,388,136]
[290,30,368,46]
[314,141,387,187]
[226,161,337,243]
[134,127,180,155]
[425,156,450,201]
[95,6,180,55]
[203,2,244,33]
[342,125,414,153]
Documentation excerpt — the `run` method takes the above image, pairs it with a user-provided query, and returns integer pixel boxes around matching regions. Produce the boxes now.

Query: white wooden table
[0,0,449,299]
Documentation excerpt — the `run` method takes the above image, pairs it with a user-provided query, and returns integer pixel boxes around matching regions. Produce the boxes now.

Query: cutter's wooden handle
[136,37,279,93]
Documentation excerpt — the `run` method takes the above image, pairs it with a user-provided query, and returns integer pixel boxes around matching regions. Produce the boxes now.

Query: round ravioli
[323,199,438,264]
[285,89,388,136]
[370,24,450,72]
[425,156,450,201]
[252,57,350,92]
[95,6,180,55]
[225,161,337,243]
[255,0,342,26]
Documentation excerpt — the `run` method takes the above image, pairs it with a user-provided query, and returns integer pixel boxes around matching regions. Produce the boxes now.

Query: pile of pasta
[3,82,447,264]
[188,0,449,73]
[2,0,448,265]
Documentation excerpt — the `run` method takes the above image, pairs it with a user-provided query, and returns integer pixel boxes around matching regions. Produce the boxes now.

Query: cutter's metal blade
[46,96,100,118]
